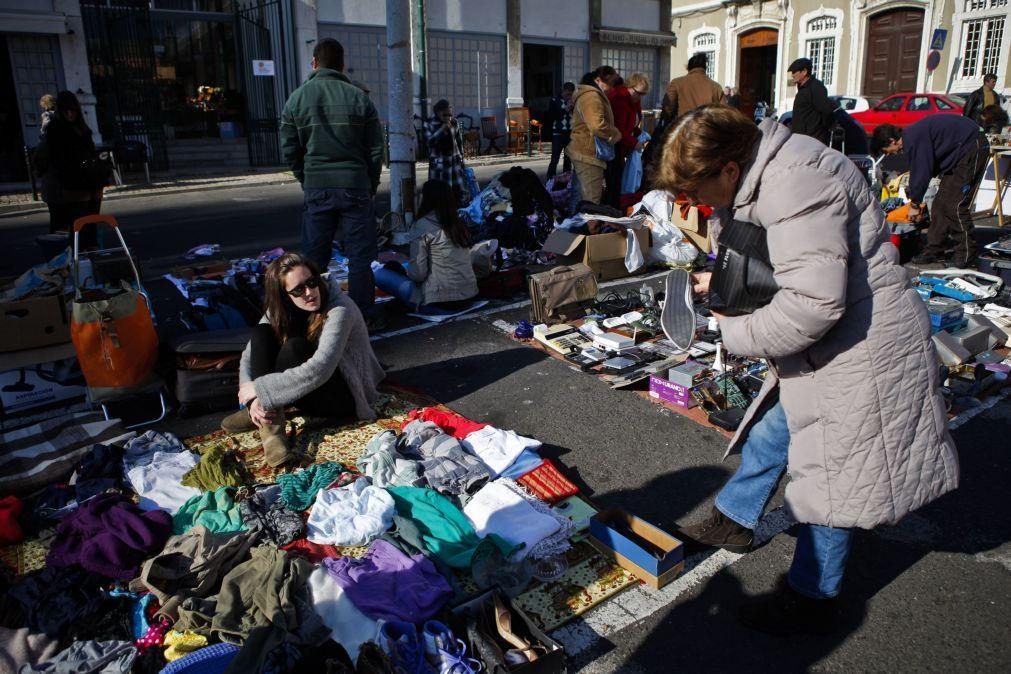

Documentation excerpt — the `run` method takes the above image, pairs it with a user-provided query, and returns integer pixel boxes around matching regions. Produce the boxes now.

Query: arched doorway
[863,8,924,97]
[737,28,778,120]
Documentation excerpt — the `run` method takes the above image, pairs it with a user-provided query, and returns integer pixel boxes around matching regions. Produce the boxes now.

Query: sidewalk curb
[0,153,550,219]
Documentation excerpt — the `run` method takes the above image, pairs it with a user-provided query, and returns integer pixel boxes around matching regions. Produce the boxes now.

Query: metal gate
[236,0,286,166]
[80,0,168,170]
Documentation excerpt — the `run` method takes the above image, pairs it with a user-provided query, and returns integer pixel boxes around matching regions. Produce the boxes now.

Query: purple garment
[322,539,452,623]
[47,493,172,580]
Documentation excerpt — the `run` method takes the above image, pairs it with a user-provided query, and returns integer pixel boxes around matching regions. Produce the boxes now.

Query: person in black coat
[788,58,834,145]
[962,73,1000,125]
[33,91,107,249]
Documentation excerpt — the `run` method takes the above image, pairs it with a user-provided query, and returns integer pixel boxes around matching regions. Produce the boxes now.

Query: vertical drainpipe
[414,0,428,122]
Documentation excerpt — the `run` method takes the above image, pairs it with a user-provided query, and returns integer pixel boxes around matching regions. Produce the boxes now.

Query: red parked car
[850,92,963,134]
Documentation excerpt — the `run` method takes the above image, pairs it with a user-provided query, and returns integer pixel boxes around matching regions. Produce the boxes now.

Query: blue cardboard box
[589,508,684,589]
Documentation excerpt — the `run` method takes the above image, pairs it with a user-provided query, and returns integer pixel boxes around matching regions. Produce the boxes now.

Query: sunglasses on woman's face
[286,276,321,297]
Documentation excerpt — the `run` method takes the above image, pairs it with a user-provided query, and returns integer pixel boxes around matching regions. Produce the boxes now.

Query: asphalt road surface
[3,163,1009,672]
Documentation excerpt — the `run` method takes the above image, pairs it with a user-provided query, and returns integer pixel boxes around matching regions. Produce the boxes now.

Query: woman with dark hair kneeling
[375,180,478,311]
[221,252,386,466]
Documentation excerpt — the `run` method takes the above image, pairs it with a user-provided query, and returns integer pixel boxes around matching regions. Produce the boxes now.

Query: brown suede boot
[677,507,754,553]
[259,413,293,467]
[220,408,257,434]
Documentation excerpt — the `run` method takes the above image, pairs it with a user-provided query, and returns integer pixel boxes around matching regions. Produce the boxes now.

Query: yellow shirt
[983,88,996,108]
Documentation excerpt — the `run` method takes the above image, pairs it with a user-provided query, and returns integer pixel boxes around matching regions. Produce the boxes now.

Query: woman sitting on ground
[376,180,479,311]
[222,252,386,467]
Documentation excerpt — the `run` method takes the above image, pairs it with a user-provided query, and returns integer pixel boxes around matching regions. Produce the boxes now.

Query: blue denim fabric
[301,187,377,312]
[373,264,420,308]
[715,400,853,598]
[715,401,789,529]
[789,524,853,598]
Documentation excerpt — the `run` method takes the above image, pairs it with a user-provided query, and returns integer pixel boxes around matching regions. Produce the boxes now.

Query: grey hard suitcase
[172,328,251,417]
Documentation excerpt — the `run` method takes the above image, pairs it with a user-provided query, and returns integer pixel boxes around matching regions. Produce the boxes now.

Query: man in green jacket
[281,38,385,325]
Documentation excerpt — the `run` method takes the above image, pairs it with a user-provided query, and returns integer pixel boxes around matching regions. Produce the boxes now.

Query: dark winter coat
[791,76,835,144]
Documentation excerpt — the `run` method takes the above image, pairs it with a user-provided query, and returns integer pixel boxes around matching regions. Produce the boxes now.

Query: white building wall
[316,0,386,26]
[602,0,660,31]
[520,0,590,41]
[426,0,508,34]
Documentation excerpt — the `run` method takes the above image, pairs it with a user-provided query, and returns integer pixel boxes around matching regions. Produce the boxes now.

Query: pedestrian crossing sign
[931,29,947,51]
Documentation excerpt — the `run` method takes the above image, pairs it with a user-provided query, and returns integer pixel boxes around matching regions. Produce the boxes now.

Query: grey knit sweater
[239,275,386,419]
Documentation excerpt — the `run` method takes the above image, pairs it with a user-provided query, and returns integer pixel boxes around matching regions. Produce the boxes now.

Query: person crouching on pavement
[659,105,959,635]
[871,113,990,268]
[221,252,385,467]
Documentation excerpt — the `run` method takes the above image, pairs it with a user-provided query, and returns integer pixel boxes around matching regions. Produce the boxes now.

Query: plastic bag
[621,131,651,195]
[624,228,645,272]
[634,191,698,266]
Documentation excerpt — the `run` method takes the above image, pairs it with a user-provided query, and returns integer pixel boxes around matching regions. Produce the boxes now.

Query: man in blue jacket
[871,116,989,267]
[280,38,385,328]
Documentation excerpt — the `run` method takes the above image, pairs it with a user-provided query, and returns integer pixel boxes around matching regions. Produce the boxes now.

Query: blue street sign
[931,28,948,51]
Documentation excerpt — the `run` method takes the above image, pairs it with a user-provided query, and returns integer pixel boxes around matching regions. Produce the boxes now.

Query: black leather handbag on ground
[708,218,779,316]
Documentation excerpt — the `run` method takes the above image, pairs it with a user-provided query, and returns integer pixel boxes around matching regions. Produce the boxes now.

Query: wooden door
[863,9,924,97]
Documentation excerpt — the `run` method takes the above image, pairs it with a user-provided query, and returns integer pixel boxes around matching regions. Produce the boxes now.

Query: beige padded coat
[565,84,621,169]
[720,120,959,530]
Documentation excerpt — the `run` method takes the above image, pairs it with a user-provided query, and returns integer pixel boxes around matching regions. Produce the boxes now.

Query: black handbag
[708,218,778,316]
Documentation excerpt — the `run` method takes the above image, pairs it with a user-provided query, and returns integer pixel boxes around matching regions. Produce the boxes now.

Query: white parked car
[831,95,879,113]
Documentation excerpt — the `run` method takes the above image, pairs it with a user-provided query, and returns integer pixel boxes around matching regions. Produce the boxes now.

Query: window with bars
[961,15,1005,77]
[317,26,388,119]
[427,33,505,115]
[601,46,659,108]
[691,32,718,80]
[804,16,837,86]
[964,0,1007,9]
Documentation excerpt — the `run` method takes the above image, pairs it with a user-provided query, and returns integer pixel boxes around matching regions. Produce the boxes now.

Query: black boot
[738,582,839,636]
[677,507,753,553]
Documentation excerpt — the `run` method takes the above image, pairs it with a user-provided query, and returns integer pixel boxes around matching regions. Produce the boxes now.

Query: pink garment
[403,407,488,439]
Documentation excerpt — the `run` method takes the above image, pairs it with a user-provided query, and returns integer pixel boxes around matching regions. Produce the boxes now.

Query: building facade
[316,0,675,130]
[0,0,95,182]
[671,0,1009,118]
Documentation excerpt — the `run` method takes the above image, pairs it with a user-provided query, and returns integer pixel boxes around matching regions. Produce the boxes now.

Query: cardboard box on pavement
[590,508,685,590]
[541,228,650,282]
[0,294,70,352]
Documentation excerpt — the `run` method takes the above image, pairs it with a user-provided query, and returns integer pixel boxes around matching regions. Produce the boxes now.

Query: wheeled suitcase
[172,328,251,417]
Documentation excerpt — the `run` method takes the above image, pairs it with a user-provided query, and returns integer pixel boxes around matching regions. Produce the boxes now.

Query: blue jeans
[715,400,853,599]
[301,187,377,312]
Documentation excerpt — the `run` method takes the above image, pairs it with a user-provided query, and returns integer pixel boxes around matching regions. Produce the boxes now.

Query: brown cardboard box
[0,294,70,353]
[671,203,712,253]
[541,227,651,281]
[590,508,685,590]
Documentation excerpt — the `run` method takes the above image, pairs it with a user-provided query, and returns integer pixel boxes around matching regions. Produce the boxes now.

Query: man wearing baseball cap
[788,57,835,144]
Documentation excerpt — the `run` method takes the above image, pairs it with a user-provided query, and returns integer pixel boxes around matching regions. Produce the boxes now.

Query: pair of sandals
[469,592,547,668]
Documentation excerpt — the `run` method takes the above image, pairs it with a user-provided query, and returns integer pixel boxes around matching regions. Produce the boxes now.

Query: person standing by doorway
[962,73,1001,126]
[281,38,386,331]
[661,53,723,123]
[425,99,471,207]
[565,69,622,205]
[546,82,575,180]
[788,58,834,144]
[33,91,108,250]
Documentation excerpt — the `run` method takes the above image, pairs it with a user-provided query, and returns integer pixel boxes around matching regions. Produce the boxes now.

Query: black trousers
[50,199,100,250]
[603,153,627,209]
[547,132,571,179]
[248,324,355,420]
[925,135,989,263]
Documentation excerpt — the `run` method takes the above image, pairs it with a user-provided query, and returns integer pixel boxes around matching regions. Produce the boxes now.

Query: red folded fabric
[517,459,579,503]
[403,407,488,439]
[0,495,23,545]
[281,537,341,563]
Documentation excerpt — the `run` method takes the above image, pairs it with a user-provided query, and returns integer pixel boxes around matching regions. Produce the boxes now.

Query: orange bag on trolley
[70,214,160,402]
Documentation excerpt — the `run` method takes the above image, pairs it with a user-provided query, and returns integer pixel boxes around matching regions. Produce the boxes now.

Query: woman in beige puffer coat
[657,105,959,635]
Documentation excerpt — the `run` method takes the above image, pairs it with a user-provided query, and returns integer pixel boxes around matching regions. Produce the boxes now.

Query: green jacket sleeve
[280,97,305,183]
[364,100,384,191]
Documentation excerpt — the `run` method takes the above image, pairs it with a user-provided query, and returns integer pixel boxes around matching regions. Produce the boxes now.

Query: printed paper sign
[252,60,275,77]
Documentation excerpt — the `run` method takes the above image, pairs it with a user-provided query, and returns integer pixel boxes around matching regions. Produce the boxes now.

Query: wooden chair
[456,113,481,158]
[506,107,542,154]
[480,116,506,154]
